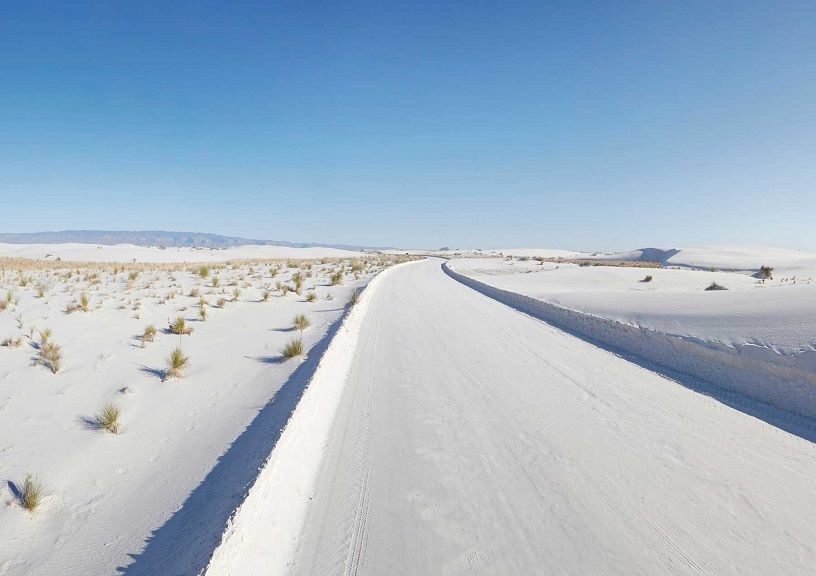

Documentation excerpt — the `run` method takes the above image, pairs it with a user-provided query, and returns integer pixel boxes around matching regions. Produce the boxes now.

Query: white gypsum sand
[0,248,417,575]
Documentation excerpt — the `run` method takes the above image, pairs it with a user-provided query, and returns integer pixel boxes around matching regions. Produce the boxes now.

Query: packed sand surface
[213,258,816,575]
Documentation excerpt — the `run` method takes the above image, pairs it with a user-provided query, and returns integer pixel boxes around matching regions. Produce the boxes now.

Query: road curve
[292,258,816,575]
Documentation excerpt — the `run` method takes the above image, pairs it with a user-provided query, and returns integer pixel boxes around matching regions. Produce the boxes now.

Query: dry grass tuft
[94,403,121,434]
[281,337,304,360]
[164,347,190,380]
[20,474,44,512]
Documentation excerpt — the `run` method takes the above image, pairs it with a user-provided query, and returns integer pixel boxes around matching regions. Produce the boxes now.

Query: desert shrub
[351,261,364,273]
[349,289,360,306]
[704,282,728,291]
[292,272,304,290]
[128,271,139,281]
[39,328,52,344]
[281,337,304,360]
[189,287,200,297]
[164,347,190,380]
[40,342,62,373]
[170,317,193,335]
[94,403,121,434]
[216,298,226,308]
[143,324,157,344]
[293,314,311,334]
[199,307,207,321]
[330,271,343,285]
[642,275,653,283]
[2,337,22,348]
[20,474,44,512]
[232,288,240,300]
[262,289,271,302]
[760,265,774,279]
[211,276,220,288]
[306,292,317,303]
[198,265,210,278]
[80,293,90,312]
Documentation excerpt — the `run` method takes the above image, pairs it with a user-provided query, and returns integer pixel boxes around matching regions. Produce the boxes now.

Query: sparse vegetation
[760,265,774,280]
[281,337,304,360]
[349,289,360,306]
[20,474,44,512]
[40,342,62,373]
[306,292,317,303]
[142,324,157,344]
[330,271,343,285]
[94,403,121,434]
[293,314,311,334]
[80,292,90,312]
[164,347,190,380]
[170,316,193,335]
[198,265,210,278]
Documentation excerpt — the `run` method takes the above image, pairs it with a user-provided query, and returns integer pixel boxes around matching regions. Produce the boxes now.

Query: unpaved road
[291,258,816,575]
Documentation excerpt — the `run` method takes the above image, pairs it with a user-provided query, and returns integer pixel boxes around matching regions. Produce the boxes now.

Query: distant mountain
[0,230,385,251]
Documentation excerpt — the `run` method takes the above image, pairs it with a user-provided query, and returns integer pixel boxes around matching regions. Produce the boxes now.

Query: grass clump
[211,276,220,288]
[80,292,90,312]
[198,265,210,278]
[330,271,343,285]
[40,342,62,374]
[349,289,360,306]
[164,347,190,380]
[170,316,193,335]
[94,403,121,434]
[306,292,317,303]
[281,337,304,360]
[704,282,728,291]
[142,324,157,345]
[262,289,271,302]
[293,314,311,334]
[20,474,44,512]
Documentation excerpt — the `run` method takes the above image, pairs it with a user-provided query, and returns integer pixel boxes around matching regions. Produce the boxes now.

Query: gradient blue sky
[1,1,814,250]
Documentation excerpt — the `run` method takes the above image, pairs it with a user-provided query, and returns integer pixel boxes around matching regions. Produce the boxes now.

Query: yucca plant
[40,342,62,373]
[94,403,121,434]
[20,474,44,512]
[281,337,304,360]
[170,316,192,335]
[142,324,156,345]
[164,347,190,380]
[293,314,311,335]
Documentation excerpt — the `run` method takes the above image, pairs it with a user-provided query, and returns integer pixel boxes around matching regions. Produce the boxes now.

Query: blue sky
[1,1,814,250]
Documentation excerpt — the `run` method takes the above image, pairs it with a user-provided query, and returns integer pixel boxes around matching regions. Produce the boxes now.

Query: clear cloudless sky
[1,1,815,250]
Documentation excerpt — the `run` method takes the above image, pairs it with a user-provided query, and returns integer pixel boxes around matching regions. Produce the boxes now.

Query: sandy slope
[0,243,363,263]
[281,259,816,575]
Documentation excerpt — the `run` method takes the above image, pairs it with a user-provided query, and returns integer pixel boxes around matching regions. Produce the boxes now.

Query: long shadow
[444,265,816,444]
[118,303,351,575]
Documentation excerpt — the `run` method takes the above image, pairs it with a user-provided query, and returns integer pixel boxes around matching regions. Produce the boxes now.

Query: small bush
[40,342,62,373]
[232,288,240,301]
[94,403,121,434]
[211,277,220,288]
[293,314,311,334]
[306,292,317,303]
[199,307,207,321]
[281,337,304,360]
[262,289,271,302]
[164,347,190,380]
[20,474,44,512]
[330,271,343,285]
[349,289,360,306]
[2,337,22,348]
[198,265,210,278]
[704,282,728,291]
[80,293,90,312]
[216,298,226,308]
[170,317,193,335]
[760,265,774,280]
[189,287,200,297]
[143,324,157,344]
[642,275,653,283]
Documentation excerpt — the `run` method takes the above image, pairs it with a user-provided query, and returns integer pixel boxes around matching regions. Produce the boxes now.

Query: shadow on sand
[118,303,350,575]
